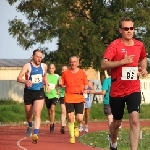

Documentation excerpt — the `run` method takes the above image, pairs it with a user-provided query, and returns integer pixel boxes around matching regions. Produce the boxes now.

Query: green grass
[79,127,150,150]
[0,99,62,124]
[90,103,150,120]
[0,99,150,123]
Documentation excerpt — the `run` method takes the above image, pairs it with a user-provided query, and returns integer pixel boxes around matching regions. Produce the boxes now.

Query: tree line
[7,0,150,72]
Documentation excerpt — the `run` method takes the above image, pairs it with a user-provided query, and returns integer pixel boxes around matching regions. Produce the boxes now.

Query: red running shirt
[103,38,146,97]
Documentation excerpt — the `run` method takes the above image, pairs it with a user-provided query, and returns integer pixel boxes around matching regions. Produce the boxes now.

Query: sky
[0,1,57,59]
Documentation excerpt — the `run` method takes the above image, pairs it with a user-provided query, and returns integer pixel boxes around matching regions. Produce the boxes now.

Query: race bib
[31,74,42,83]
[83,93,88,98]
[121,67,138,80]
[48,83,56,90]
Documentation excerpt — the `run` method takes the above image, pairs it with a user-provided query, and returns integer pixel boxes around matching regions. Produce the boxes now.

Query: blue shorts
[85,99,92,108]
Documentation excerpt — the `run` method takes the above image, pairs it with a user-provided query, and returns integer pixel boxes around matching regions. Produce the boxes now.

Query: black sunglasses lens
[130,27,134,30]
[123,27,129,31]
[123,27,134,31]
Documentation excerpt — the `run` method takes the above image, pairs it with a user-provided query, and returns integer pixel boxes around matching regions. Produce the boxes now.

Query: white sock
[111,141,117,148]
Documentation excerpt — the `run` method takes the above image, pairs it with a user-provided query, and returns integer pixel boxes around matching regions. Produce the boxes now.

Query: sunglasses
[122,27,134,31]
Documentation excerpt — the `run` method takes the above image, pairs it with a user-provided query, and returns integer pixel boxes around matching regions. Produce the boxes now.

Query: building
[0,59,29,102]
[0,59,30,80]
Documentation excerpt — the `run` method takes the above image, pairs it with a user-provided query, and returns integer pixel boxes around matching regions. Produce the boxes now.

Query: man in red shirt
[61,56,88,144]
[101,17,148,150]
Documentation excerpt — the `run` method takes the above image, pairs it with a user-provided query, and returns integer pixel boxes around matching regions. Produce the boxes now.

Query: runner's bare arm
[138,57,148,77]
[17,63,29,84]
[43,64,48,84]
[56,77,60,95]
[43,64,50,92]
[91,90,106,95]
[88,81,94,93]
[139,57,147,69]
[59,76,63,86]
[56,85,59,95]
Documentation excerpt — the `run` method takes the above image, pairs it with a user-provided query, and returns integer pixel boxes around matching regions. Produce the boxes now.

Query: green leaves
[7,0,150,70]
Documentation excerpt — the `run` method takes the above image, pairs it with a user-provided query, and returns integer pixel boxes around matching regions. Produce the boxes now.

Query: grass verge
[79,127,150,150]
[0,99,150,123]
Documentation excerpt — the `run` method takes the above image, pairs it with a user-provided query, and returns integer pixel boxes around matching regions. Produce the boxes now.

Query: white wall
[0,80,24,102]
[0,67,22,80]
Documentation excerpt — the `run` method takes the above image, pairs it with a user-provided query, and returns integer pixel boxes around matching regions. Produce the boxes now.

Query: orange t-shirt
[61,69,88,103]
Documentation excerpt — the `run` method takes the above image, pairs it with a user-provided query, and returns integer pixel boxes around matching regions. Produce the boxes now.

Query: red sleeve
[140,43,147,60]
[103,41,117,61]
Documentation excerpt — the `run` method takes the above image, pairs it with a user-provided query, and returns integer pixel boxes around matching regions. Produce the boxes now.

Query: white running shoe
[107,134,110,140]
[79,125,83,132]
[84,125,88,132]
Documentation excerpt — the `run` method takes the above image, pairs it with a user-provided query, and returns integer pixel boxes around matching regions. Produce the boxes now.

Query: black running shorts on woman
[45,97,58,109]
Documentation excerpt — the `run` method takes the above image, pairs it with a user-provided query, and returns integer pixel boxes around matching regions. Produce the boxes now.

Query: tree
[7,0,150,70]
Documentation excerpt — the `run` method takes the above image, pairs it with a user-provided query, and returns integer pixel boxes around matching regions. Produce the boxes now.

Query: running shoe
[79,125,83,132]
[32,134,38,144]
[110,143,117,150]
[50,123,55,132]
[74,127,79,137]
[69,137,75,144]
[60,126,65,134]
[84,125,88,132]
[107,134,110,140]
[26,127,32,137]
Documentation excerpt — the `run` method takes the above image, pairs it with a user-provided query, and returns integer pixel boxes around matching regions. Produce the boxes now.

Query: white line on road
[17,137,27,150]
[16,132,46,150]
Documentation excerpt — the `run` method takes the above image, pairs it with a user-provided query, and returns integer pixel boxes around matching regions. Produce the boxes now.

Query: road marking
[17,137,27,150]
[16,132,46,149]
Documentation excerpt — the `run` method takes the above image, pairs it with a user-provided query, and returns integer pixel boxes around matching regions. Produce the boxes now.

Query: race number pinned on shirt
[121,67,138,80]
[48,83,56,90]
[31,74,42,83]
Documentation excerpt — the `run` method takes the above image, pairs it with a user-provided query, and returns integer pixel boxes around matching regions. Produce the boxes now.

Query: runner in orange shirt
[61,56,88,144]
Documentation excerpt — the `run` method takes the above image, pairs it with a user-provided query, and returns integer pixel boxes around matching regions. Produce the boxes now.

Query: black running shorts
[65,102,84,114]
[24,88,45,105]
[110,92,141,120]
[45,97,58,109]
[59,97,65,105]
